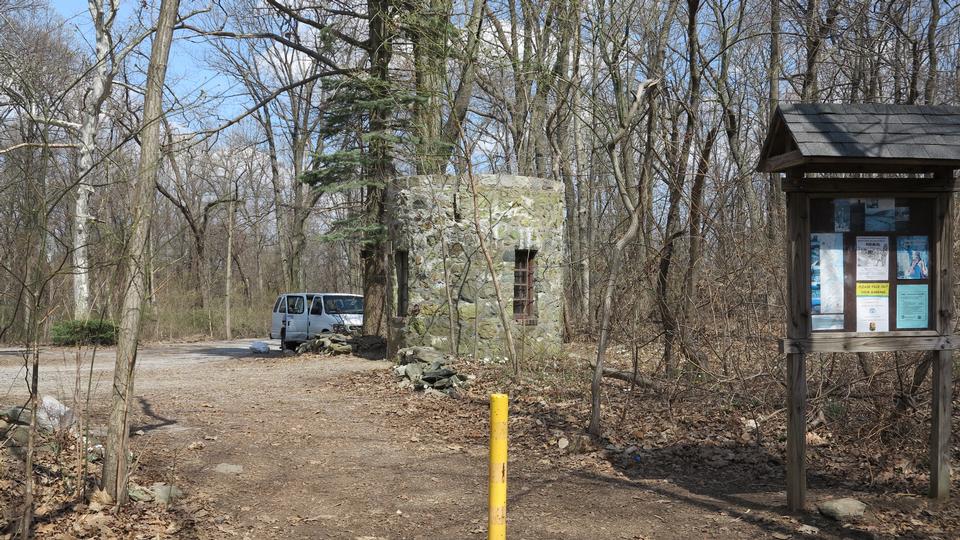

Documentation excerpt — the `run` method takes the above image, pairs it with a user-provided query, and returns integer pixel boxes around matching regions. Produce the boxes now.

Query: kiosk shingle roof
[757,103,960,172]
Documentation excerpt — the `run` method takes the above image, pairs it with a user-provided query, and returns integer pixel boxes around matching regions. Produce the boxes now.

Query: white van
[269,292,364,350]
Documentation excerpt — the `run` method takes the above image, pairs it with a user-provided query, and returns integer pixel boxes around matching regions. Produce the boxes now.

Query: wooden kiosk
[758,103,960,511]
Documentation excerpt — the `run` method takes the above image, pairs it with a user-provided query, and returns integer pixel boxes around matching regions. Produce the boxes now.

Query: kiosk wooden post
[931,179,954,500]
[785,184,808,511]
[759,104,960,511]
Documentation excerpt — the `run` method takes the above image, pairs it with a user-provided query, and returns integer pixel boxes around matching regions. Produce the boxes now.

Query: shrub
[51,319,118,346]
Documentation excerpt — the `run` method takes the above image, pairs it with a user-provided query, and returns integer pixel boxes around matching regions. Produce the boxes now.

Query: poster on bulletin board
[856,236,889,281]
[897,284,929,329]
[808,197,936,334]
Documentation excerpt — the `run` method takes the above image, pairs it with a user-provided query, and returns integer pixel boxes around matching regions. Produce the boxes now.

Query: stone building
[387,174,564,359]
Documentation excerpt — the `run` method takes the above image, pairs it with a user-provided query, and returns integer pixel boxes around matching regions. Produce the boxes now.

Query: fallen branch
[588,361,664,391]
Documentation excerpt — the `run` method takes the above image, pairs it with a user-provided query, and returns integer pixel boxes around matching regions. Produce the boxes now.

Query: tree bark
[101,0,179,504]
[260,107,291,291]
[925,0,940,104]
[657,0,702,377]
[225,194,235,340]
[588,78,659,436]
[73,0,117,320]
[361,0,393,339]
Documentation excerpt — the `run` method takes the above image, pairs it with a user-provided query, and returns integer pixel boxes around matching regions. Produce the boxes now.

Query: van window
[310,297,323,315]
[273,296,283,313]
[287,295,305,314]
[323,295,364,314]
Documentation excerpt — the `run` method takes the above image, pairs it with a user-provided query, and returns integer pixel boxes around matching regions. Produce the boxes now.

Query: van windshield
[323,295,364,315]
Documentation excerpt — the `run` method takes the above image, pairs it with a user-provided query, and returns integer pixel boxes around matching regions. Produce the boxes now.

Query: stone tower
[388,174,564,359]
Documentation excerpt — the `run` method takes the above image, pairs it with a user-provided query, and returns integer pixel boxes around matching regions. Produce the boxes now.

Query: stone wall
[388,174,564,359]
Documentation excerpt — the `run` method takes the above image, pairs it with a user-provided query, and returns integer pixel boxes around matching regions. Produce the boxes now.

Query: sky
[47,0,240,126]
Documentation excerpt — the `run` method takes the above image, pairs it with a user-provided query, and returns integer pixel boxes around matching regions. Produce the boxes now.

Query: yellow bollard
[488,393,508,540]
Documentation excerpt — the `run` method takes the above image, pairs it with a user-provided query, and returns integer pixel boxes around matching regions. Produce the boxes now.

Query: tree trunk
[683,125,718,320]
[225,197,235,340]
[360,0,394,339]
[925,0,940,103]
[19,345,39,540]
[767,0,781,242]
[261,107,291,291]
[18,119,49,540]
[588,78,659,436]
[589,213,641,435]
[801,0,839,103]
[101,0,179,504]
[73,1,116,320]
[411,0,449,174]
[658,0,702,377]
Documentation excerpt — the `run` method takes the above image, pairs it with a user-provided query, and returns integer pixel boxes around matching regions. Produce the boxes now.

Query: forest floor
[1,340,959,539]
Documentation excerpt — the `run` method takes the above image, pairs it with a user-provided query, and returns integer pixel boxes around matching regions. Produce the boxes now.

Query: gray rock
[127,484,154,502]
[397,346,444,365]
[150,482,184,504]
[817,498,866,521]
[36,396,75,432]
[1,406,31,425]
[0,419,8,433]
[431,377,454,389]
[214,463,243,475]
[396,349,419,365]
[421,368,456,382]
[329,343,353,354]
[404,363,424,382]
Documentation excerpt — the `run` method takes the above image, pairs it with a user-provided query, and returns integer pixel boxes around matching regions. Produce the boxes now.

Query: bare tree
[101,0,180,504]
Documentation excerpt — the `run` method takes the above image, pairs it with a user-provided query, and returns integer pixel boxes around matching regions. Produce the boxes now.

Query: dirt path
[0,341,889,538]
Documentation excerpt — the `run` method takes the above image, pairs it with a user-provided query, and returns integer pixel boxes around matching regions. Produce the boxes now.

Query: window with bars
[513,249,537,324]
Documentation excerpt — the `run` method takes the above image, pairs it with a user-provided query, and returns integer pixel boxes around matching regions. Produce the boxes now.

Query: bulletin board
[808,196,936,335]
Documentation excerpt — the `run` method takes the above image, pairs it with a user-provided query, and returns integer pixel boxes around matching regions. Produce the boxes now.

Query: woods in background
[1,0,957,367]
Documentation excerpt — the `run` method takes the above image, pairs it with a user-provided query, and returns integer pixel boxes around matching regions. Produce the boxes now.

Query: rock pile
[296,333,355,355]
[296,333,387,357]
[394,346,471,396]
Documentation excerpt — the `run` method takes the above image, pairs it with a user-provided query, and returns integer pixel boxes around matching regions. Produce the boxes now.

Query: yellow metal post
[488,393,508,540]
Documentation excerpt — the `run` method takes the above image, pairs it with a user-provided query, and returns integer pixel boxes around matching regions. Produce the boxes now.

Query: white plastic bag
[249,341,270,354]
